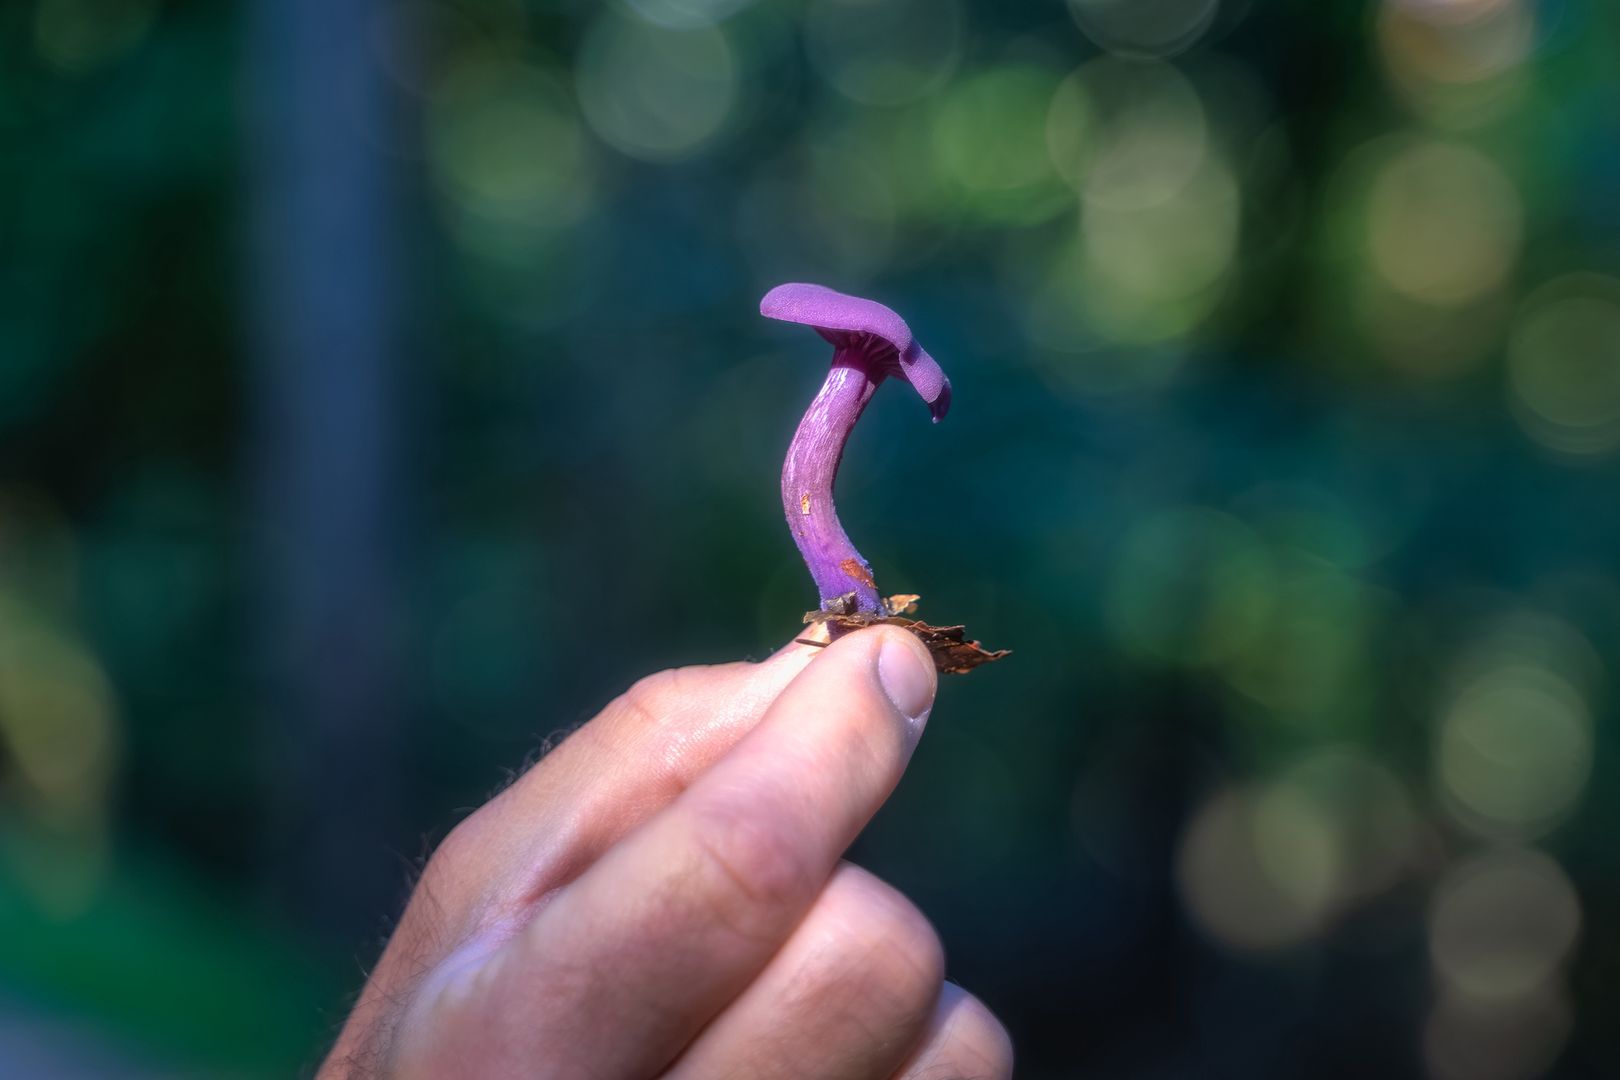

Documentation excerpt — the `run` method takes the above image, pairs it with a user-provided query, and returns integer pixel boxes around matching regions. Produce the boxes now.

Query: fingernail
[878,634,936,729]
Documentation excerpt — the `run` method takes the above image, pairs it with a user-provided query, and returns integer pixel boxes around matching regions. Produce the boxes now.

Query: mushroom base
[795,594,1010,675]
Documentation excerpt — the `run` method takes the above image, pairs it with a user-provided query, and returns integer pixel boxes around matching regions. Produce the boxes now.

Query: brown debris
[797,594,1010,675]
[882,594,920,616]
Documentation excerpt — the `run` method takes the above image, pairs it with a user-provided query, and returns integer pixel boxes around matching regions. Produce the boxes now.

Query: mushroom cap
[761,283,952,422]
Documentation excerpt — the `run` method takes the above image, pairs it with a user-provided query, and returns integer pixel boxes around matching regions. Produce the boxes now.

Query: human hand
[319,625,1012,1079]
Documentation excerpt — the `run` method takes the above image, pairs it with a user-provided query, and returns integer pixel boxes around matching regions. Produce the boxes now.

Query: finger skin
[460,640,827,919]
[319,642,821,1077]
[395,625,937,1079]
[664,862,945,1080]
[890,983,1014,1080]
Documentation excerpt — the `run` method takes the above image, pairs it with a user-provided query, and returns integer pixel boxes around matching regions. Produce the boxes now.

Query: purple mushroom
[762,283,952,617]
[761,283,1007,673]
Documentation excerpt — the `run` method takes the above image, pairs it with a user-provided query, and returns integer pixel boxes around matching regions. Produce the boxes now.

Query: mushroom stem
[782,344,884,614]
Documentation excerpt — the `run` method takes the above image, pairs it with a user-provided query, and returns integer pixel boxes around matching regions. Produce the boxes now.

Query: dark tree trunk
[245,0,411,942]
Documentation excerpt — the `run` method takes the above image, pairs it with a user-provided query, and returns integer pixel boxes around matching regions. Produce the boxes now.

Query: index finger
[398,624,938,1079]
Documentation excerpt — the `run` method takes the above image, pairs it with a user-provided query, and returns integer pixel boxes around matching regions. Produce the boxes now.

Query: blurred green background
[2,0,1618,1076]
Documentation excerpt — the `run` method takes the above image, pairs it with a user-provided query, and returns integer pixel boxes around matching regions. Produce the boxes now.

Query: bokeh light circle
[1270,747,1418,902]
[1437,665,1592,839]
[1430,846,1580,1001]
[1380,0,1532,83]
[1177,749,1418,955]
[0,620,118,820]
[1378,0,1535,129]
[1013,227,1195,391]
[1177,786,1338,950]
[1066,0,1220,57]
[1389,0,1517,23]
[1366,139,1521,307]
[427,58,593,263]
[805,0,963,106]
[1080,155,1238,343]
[1436,611,1597,839]
[1026,58,1231,357]
[1048,57,1208,211]
[929,65,1069,226]
[576,11,738,161]
[624,0,756,30]
[1425,983,1572,1080]
[1506,275,1620,457]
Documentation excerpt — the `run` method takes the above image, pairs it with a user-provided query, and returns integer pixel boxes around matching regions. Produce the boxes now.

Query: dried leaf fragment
[799,594,1010,675]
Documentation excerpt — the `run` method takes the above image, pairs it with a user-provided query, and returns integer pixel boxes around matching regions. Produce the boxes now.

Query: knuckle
[842,879,946,1019]
[686,787,815,943]
[613,668,683,732]
[784,869,945,1041]
[612,664,735,752]
[406,820,484,936]
[605,661,769,786]
[426,810,485,876]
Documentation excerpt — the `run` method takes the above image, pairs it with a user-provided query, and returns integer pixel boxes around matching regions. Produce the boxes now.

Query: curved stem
[782,346,884,614]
